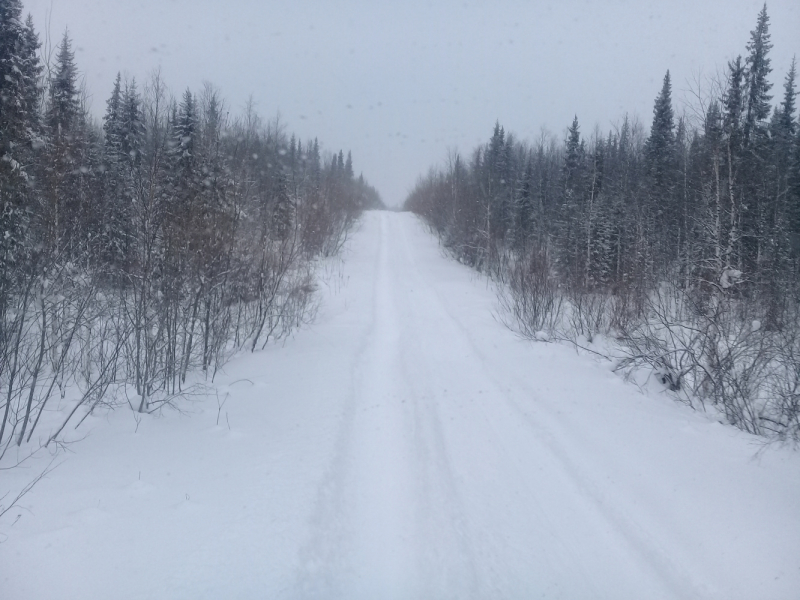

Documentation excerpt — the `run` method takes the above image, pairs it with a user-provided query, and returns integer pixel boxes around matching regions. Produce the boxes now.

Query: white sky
[22,0,800,206]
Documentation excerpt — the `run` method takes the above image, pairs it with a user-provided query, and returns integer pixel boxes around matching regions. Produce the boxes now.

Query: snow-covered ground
[2,211,799,600]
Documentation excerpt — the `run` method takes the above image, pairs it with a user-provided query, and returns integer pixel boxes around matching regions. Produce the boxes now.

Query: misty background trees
[0,0,382,452]
[406,5,800,441]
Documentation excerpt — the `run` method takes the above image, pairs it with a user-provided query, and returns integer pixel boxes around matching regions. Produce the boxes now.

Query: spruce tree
[100,74,127,269]
[723,57,745,151]
[738,5,776,293]
[344,151,354,180]
[559,116,585,284]
[0,6,42,178]
[771,60,798,293]
[485,122,509,240]
[43,30,83,256]
[0,1,26,156]
[0,3,41,287]
[743,4,773,148]
[515,160,535,249]
[103,73,123,161]
[272,171,294,241]
[775,59,797,156]
[563,116,584,198]
[790,121,800,249]
[646,71,676,201]
[120,79,144,168]
[47,31,81,140]
[173,88,197,177]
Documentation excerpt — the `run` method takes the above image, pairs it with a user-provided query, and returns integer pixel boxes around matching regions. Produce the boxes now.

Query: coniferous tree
[103,74,123,160]
[272,171,294,241]
[645,71,677,271]
[791,112,800,251]
[515,160,535,251]
[646,71,676,192]
[344,150,354,180]
[43,30,84,257]
[120,79,144,168]
[0,2,41,288]
[46,32,81,140]
[101,73,126,269]
[563,116,585,198]
[763,58,798,320]
[743,4,773,148]
[172,88,197,182]
[741,4,774,279]
[720,56,746,274]
[586,132,607,288]
[559,116,585,285]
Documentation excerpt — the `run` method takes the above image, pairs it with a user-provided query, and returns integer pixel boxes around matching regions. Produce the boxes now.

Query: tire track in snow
[296,212,703,598]
[290,220,384,598]
[393,263,482,595]
[397,214,703,598]
[341,211,421,597]
[293,213,485,599]
[395,221,600,597]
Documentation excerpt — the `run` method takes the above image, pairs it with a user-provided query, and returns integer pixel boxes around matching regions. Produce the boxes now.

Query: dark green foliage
[563,116,584,198]
[406,4,798,321]
[744,4,773,147]
[46,31,81,140]
[0,3,42,289]
[271,171,294,240]
[404,5,800,440]
[0,21,384,445]
[646,71,676,196]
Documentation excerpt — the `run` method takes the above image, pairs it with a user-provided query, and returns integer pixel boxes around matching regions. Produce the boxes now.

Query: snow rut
[292,214,482,598]
[294,212,708,599]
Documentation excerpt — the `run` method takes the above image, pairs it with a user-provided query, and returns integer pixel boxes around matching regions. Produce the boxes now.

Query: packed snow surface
[2,211,799,599]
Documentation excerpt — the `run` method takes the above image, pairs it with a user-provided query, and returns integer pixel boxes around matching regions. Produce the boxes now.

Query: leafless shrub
[614,286,708,395]
[764,320,800,442]
[563,289,608,343]
[496,248,562,338]
[614,284,800,440]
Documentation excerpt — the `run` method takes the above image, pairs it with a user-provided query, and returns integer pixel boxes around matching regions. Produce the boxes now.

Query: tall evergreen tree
[0,2,42,286]
[46,31,81,140]
[723,57,746,151]
[43,30,84,255]
[173,88,197,177]
[272,171,294,240]
[775,59,797,158]
[120,79,144,168]
[737,5,776,290]
[646,71,676,198]
[103,73,123,161]
[563,116,584,197]
[743,3,773,148]
[344,150,354,180]
[558,116,586,284]
[791,118,800,248]
[515,160,535,249]
[483,122,510,243]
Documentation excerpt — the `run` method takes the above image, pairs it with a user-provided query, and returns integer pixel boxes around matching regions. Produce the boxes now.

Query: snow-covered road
[3,211,800,599]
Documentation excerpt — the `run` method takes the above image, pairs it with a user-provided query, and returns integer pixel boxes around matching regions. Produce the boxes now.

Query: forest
[405,6,800,441]
[0,0,382,454]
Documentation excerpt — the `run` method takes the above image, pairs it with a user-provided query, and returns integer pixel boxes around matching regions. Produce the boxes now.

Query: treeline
[0,1,382,452]
[405,6,800,440]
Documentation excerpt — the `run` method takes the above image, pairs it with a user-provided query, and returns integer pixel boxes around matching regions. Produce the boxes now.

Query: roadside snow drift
[2,211,799,600]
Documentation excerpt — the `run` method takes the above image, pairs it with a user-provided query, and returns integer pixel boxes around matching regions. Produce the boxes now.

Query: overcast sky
[21,0,800,206]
